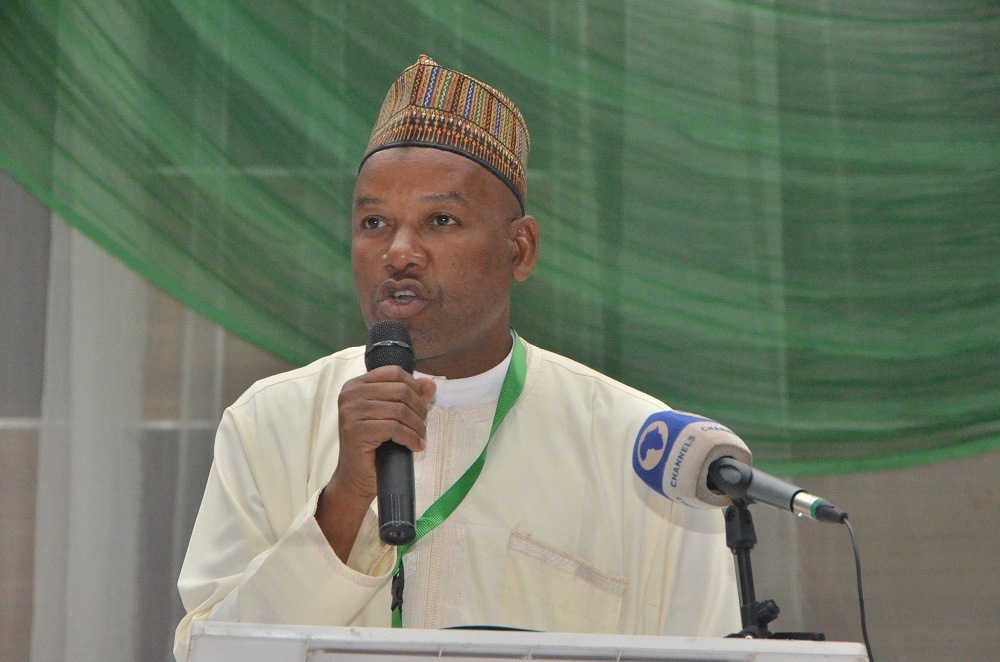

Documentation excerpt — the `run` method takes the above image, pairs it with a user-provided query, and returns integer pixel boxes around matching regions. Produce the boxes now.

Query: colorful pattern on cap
[362,55,530,212]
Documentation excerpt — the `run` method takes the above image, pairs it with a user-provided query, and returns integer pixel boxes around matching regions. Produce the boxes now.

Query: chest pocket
[499,531,628,634]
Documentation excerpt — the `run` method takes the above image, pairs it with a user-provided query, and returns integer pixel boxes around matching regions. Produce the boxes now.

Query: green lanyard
[390,331,527,627]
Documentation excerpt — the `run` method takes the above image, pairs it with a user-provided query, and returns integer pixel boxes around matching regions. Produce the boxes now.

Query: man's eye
[433,215,457,226]
[362,217,384,230]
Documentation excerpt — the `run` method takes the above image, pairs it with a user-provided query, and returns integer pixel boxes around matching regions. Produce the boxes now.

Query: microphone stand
[723,498,825,641]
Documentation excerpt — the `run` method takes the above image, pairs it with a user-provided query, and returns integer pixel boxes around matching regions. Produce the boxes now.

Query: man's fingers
[344,373,429,412]
[338,372,431,455]
[349,419,425,452]
[416,377,437,405]
[360,365,421,385]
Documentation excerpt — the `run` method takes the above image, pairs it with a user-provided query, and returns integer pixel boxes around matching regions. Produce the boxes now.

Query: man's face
[352,147,537,379]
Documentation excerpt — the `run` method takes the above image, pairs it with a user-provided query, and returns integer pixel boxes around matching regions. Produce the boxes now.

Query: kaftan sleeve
[172,407,396,661]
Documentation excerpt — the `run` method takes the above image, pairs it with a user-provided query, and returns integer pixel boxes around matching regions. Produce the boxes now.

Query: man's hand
[316,367,436,562]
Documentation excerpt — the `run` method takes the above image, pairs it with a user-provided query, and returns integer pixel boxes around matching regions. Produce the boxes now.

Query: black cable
[843,518,874,662]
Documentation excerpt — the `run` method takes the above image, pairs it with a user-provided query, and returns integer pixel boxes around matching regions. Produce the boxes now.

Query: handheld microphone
[632,411,847,523]
[365,320,417,545]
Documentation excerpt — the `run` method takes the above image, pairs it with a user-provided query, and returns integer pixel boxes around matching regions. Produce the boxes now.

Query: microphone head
[632,410,752,509]
[365,321,415,373]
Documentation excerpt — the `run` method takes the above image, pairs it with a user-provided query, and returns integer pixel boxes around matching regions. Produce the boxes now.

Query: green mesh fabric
[2,1,998,474]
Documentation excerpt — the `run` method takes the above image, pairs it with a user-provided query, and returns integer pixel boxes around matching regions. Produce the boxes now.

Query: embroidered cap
[361,55,530,213]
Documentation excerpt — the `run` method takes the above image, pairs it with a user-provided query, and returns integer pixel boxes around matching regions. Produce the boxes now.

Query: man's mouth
[377,280,429,318]
[390,289,417,303]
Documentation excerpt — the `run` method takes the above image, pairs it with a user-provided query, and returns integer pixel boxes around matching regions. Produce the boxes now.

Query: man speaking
[174,55,740,660]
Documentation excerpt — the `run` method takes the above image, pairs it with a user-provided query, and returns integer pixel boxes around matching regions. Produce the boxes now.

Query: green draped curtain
[2,0,998,474]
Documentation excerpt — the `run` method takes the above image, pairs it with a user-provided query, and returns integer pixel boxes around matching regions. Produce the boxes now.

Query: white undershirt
[414,337,514,409]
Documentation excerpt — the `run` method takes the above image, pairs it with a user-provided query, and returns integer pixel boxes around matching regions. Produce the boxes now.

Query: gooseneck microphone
[707,456,848,523]
[632,410,846,523]
[365,321,417,545]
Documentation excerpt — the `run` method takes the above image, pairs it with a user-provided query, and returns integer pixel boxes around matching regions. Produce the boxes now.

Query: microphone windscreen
[632,410,752,509]
[365,321,415,373]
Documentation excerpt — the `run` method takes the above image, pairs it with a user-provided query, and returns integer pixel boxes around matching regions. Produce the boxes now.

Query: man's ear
[510,216,539,283]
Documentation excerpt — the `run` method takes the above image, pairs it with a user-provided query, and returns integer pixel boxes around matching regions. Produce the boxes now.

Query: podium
[188,622,869,661]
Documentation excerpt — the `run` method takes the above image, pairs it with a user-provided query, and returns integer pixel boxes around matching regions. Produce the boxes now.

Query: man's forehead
[353,147,514,209]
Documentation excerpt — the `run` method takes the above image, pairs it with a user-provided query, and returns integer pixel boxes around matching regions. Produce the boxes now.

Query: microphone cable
[843,517,874,662]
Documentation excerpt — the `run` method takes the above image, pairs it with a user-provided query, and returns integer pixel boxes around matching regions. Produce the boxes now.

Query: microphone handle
[375,441,417,545]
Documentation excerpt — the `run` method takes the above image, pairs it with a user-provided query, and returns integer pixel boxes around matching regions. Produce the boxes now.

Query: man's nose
[383,225,426,271]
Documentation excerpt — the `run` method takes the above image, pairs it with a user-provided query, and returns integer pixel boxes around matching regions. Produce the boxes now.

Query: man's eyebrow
[353,195,383,209]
